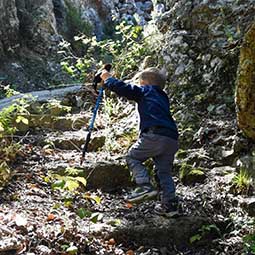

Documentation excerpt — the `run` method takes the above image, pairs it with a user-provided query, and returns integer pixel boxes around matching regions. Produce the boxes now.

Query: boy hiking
[100,67,179,217]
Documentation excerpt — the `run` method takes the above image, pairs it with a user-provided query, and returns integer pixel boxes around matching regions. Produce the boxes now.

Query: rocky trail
[0,87,254,255]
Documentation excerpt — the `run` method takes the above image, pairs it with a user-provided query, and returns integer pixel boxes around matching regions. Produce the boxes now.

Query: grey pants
[126,132,178,204]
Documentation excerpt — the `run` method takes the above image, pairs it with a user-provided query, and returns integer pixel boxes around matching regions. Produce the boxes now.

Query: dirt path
[0,91,253,255]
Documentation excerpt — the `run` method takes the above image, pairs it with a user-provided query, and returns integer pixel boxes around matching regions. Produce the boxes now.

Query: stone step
[109,215,209,250]
[15,114,89,132]
[43,130,106,151]
[30,114,89,131]
[43,152,131,191]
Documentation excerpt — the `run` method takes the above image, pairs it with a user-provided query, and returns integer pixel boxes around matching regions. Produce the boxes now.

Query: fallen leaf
[47,213,55,221]
[108,238,116,245]
[29,183,37,189]
[126,202,133,209]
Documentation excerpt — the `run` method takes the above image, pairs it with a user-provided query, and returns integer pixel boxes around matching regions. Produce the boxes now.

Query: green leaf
[65,167,82,176]
[52,179,65,189]
[16,116,29,125]
[91,195,101,204]
[77,208,92,219]
[190,168,204,176]
[90,212,103,224]
[74,177,87,187]
[0,123,4,132]
[107,218,121,226]
[190,234,202,243]
[64,180,79,191]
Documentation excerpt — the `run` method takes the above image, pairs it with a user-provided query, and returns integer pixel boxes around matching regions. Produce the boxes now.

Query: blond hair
[134,67,166,89]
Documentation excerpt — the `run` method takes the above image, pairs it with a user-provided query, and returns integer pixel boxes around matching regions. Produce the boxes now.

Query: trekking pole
[80,64,112,165]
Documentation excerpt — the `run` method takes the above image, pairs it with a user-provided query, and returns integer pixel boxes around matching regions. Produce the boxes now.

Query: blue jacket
[104,77,178,140]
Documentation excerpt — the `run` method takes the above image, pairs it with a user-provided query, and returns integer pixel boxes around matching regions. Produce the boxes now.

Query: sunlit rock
[236,22,255,141]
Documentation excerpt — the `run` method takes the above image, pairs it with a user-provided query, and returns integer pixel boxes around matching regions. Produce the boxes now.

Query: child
[100,67,179,217]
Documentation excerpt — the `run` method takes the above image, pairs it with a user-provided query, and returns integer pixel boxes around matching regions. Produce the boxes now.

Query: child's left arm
[101,71,144,101]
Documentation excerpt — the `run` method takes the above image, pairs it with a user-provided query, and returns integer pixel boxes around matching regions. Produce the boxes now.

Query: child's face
[139,79,149,86]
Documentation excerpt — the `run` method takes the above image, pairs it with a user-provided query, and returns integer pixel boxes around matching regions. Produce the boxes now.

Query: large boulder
[236,22,255,141]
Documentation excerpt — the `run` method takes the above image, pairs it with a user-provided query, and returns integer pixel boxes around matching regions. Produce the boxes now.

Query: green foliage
[77,207,103,224]
[49,167,87,192]
[190,224,221,244]
[179,163,205,183]
[0,85,20,98]
[0,161,11,191]
[244,231,255,254]
[59,21,155,82]
[0,96,32,136]
[231,168,253,194]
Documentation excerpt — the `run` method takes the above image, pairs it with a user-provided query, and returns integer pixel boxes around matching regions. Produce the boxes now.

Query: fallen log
[0,84,83,110]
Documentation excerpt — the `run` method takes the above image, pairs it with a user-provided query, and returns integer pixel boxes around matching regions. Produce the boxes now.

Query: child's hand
[100,70,112,81]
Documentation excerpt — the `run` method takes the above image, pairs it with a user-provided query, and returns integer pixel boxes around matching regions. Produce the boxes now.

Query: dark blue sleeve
[104,77,144,101]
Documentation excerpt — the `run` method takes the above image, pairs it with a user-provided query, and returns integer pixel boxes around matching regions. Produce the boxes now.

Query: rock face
[0,0,115,89]
[0,0,19,56]
[154,0,255,106]
[236,22,255,141]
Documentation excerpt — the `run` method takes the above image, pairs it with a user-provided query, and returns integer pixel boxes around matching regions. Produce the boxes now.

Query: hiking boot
[126,184,158,203]
[154,198,180,217]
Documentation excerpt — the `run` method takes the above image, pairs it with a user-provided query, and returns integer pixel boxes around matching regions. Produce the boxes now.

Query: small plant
[190,224,221,244]
[244,231,255,254]
[231,168,253,195]
[0,161,11,191]
[2,85,20,98]
[50,167,87,192]
[0,95,32,136]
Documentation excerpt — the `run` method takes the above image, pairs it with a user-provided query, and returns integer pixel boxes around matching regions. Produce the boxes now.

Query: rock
[210,166,236,176]
[241,197,255,217]
[142,1,153,12]
[0,0,19,55]
[84,159,131,191]
[29,114,88,131]
[0,236,23,252]
[110,216,208,249]
[16,0,58,54]
[236,22,255,141]
[44,130,105,151]
[221,148,235,162]
[36,245,52,254]
[179,163,207,185]
[46,154,131,191]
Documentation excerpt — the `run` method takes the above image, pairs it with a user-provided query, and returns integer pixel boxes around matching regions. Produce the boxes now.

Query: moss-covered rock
[179,163,206,185]
[236,22,255,141]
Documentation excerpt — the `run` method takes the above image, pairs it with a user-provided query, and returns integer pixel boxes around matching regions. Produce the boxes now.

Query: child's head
[135,67,166,89]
